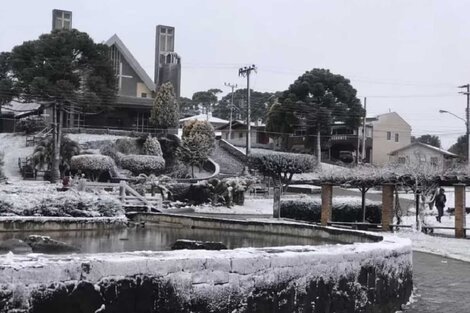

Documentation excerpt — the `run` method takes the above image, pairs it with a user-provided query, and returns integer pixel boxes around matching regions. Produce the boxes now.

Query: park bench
[421,225,470,235]
[250,186,269,196]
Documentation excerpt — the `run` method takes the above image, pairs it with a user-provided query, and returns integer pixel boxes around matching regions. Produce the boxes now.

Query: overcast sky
[1,0,470,148]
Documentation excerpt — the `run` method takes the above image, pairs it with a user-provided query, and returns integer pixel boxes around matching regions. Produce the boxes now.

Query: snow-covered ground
[65,133,129,144]
[0,133,35,181]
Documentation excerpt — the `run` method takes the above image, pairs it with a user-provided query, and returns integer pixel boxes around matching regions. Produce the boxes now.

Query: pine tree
[150,82,179,132]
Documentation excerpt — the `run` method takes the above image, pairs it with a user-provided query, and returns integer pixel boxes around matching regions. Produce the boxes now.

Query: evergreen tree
[150,82,179,132]
[178,120,215,177]
[7,29,116,182]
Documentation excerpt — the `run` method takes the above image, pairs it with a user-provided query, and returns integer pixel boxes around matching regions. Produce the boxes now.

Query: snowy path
[402,251,470,313]
[0,133,34,181]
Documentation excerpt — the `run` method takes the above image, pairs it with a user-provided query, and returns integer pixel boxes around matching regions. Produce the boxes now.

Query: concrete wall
[371,112,412,165]
[0,216,412,313]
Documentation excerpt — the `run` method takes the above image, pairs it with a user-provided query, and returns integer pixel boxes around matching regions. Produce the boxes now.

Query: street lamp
[439,108,469,164]
[458,84,470,166]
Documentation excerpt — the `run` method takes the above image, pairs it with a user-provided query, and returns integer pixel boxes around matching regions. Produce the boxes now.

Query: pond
[0,223,341,254]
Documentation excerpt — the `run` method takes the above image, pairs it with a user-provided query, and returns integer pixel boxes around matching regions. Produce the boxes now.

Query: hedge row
[120,154,165,175]
[280,198,381,223]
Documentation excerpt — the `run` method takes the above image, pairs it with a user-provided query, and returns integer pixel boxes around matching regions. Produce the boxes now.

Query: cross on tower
[52,10,72,30]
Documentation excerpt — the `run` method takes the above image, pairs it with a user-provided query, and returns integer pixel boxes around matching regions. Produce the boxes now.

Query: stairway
[210,141,245,177]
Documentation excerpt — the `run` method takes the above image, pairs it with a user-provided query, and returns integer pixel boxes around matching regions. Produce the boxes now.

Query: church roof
[105,34,156,92]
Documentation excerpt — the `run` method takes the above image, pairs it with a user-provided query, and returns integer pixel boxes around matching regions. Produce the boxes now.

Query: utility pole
[362,97,367,163]
[458,84,470,166]
[239,65,257,156]
[224,82,237,141]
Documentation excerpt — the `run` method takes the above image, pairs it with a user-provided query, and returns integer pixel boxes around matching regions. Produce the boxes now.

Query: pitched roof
[105,34,156,92]
[179,113,229,124]
[389,142,459,158]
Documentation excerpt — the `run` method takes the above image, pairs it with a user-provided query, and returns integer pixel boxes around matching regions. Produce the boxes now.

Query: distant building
[389,142,459,169]
[217,120,271,149]
[179,113,229,130]
[155,25,181,97]
[52,9,72,31]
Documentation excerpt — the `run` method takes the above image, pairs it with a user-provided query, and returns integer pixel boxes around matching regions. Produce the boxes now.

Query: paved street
[403,252,470,313]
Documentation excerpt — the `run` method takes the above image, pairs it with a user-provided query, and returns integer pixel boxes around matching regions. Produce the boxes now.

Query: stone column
[382,183,394,231]
[273,187,281,218]
[321,184,333,226]
[454,184,466,238]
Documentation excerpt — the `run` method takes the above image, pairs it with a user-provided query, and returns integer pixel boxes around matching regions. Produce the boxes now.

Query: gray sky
[1,0,469,148]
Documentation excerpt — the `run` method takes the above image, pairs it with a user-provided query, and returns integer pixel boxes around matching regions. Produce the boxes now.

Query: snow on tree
[150,82,179,132]
[143,135,163,156]
[178,120,215,177]
[249,151,317,190]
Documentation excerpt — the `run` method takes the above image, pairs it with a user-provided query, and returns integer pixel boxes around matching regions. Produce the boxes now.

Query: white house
[389,142,459,168]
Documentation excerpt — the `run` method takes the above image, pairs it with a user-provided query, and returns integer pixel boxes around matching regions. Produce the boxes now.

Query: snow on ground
[194,198,274,215]
[0,133,35,181]
[65,133,129,144]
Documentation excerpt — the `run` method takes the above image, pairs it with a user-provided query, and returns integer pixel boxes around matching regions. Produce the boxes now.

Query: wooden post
[273,186,281,218]
[119,180,126,203]
[321,183,333,226]
[454,184,466,238]
[382,183,394,231]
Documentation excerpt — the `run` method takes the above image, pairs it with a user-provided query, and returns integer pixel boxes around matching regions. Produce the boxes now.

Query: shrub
[249,152,316,189]
[143,135,163,156]
[70,155,115,181]
[16,116,47,134]
[115,138,141,154]
[159,134,181,168]
[120,154,165,175]
[99,143,121,165]
[280,198,381,223]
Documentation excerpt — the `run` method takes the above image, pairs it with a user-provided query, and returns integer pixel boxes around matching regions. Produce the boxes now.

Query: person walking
[435,188,446,223]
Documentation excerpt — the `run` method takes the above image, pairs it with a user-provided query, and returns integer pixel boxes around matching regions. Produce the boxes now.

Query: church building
[52,9,182,131]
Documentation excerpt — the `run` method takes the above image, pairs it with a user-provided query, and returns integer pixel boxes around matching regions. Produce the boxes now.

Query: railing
[26,127,52,147]
[80,180,162,212]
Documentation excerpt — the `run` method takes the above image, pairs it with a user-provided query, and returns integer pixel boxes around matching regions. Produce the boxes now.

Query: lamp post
[458,84,470,166]
[439,108,469,165]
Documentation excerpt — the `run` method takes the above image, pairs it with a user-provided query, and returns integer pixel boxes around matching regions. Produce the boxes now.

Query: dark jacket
[435,193,446,208]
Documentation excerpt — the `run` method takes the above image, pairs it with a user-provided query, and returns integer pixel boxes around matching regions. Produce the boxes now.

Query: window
[239,132,243,139]
[387,131,391,140]
[141,93,147,98]
[398,157,406,164]
[431,157,439,166]
[395,133,399,142]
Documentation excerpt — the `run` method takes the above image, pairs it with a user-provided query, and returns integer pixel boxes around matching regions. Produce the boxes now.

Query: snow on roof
[179,113,229,124]
[0,100,41,117]
[389,141,459,157]
[106,34,156,92]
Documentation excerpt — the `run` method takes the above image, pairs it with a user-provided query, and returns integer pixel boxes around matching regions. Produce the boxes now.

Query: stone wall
[0,218,412,313]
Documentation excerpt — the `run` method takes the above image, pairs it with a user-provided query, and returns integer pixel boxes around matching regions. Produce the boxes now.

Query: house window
[141,93,147,98]
[431,157,439,166]
[395,133,399,142]
[398,156,406,164]
[387,131,391,140]
[239,132,243,139]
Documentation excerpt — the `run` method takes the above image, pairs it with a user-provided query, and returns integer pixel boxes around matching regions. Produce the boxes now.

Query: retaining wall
[0,216,412,313]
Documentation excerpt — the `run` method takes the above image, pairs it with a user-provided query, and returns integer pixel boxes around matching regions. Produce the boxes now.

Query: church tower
[52,9,72,31]
[154,25,181,97]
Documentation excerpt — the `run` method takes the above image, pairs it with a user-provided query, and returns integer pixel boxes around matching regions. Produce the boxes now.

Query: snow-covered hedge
[71,155,115,171]
[120,155,165,175]
[143,135,163,156]
[0,185,124,217]
[250,153,316,175]
[99,143,121,165]
[281,197,382,223]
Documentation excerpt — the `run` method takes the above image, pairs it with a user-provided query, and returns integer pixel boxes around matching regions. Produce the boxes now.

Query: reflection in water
[0,224,340,253]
